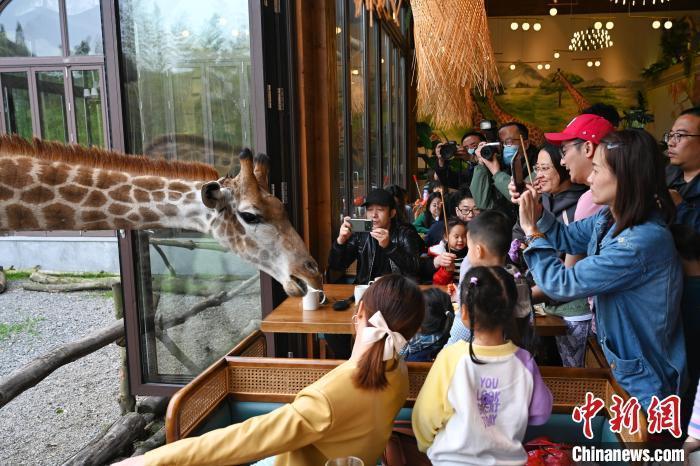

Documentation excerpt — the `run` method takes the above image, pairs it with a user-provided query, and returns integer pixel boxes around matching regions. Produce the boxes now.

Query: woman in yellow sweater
[114,274,424,466]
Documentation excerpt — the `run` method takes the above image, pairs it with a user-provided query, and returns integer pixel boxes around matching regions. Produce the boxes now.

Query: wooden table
[261,284,567,357]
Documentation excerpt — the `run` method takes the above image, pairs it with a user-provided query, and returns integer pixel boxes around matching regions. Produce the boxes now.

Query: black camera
[479,119,498,143]
[440,141,459,160]
[480,142,501,161]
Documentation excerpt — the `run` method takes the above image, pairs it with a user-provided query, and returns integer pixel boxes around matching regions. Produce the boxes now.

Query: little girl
[403,288,455,362]
[412,266,552,466]
[429,218,468,286]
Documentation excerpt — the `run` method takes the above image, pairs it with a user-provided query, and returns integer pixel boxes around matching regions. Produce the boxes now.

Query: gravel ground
[0,280,120,466]
[0,277,262,466]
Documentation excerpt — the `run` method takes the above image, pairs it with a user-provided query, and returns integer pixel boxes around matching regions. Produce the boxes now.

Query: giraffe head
[201,149,321,296]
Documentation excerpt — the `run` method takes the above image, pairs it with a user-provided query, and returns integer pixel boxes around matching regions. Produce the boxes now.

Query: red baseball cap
[545,113,614,146]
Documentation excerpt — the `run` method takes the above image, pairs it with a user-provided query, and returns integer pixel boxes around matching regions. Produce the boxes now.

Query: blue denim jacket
[524,208,686,408]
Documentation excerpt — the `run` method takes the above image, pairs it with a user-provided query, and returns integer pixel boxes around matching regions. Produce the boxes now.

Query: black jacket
[328,222,424,284]
[667,165,700,232]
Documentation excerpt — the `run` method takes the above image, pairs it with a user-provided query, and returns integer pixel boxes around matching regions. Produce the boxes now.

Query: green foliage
[642,18,700,79]
[5,270,31,281]
[0,317,44,341]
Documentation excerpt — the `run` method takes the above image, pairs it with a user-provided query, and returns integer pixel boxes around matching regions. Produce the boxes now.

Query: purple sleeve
[689,379,700,439]
[516,348,553,426]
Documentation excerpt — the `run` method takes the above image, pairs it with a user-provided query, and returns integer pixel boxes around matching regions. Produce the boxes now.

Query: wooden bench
[165,354,645,449]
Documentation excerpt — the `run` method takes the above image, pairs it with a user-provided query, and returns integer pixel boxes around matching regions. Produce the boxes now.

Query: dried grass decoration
[411,0,500,129]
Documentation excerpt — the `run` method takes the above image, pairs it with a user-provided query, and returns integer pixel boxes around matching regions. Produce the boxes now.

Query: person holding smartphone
[516,129,686,409]
[328,188,424,285]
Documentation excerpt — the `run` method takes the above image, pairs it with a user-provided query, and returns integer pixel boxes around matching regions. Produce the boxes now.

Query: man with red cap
[544,113,615,222]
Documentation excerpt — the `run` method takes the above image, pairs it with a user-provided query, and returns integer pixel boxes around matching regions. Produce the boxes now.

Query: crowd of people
[117,105,700,465]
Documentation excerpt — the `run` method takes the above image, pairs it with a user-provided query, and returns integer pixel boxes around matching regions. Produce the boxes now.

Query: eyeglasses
[457,206,480,216]
[559,141,584,158]
[533,164,553,172]
[662,131,700,144]
[502,138,521,146]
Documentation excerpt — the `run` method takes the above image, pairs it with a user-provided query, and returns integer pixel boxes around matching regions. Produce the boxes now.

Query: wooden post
[0,266,6,294]
[113,283,136,414]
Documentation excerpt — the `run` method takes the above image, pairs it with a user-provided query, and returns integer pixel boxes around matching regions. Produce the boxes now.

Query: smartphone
[512,150,526,194]
[349,218,373,232]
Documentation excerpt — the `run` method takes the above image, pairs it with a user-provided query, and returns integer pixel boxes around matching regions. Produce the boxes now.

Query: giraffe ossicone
[0,136,321,296]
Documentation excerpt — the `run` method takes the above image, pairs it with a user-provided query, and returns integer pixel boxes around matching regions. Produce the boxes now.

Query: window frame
[333,0,410,230]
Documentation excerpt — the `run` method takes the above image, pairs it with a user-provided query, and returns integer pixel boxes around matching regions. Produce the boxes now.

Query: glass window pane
[66,0,103,56]
[391,47,399,182]
[36,71,68,143]
[1,71,33,138]
[398,54,406,187]
[170,66,206,162]
[380,30,391,186]
[348,0,365,213]
[119,0,258,385]
[0,0,62,57]
[333,0,347,228]
[72,69,105,147]
[367,22,379,191]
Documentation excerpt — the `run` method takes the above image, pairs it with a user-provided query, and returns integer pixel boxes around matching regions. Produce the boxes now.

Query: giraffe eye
[238,211,262,224]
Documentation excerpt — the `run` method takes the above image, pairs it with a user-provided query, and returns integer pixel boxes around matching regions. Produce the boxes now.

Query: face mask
[502,145,518,166]
[467,148,476,155]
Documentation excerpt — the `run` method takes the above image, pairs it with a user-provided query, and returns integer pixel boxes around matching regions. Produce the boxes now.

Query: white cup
[302,290,320,310]
[353,284,370,304]
[325,457,364,466]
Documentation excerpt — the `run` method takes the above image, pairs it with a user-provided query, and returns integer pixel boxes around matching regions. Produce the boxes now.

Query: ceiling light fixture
[652,20,661,29]
[509,64,516,70]
[533,22,542,31]
[554,51,560,59]
[664,20,673,29]
[549,7,558,16]
[522,22,531,31]
[511,22,519,30]
[568,27,613,51]
[609,0,671,7]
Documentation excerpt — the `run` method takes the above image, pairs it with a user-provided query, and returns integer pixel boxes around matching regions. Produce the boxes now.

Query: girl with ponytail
[412,266,553,466]
[119,274,424,466]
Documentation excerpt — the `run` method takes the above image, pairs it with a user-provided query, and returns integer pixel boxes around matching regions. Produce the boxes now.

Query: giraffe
[485,88,545,147]
[554,69,591,112]
[0,135,321,296]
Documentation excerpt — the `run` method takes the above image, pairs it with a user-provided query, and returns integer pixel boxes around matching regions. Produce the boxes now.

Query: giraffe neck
[0,155,216,232]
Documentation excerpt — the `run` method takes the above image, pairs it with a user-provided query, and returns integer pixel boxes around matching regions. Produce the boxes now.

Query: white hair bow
[361,311,407,361]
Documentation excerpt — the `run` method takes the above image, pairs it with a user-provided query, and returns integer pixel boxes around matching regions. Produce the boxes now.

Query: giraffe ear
[201,181,224,209]
[253,152,270,191]
[237,148,262,198]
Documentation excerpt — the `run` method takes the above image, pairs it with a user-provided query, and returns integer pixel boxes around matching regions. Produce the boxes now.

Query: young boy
[446,210,531,345]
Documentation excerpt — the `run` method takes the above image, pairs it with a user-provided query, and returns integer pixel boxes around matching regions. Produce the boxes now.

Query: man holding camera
[435,132,486,190]
[470,122,532,225]
[328,188,424,284]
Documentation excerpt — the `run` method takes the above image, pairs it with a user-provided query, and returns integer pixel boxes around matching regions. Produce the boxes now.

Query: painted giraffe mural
[0,135,321,296]
[554,69,591,112]
[485,88,545,147]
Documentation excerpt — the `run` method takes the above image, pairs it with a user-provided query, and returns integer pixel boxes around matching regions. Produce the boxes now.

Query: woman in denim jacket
[517,129,686,409]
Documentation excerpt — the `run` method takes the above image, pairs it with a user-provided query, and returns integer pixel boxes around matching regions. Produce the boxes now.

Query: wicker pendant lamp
[412,0,500,128]
[357,0,500,129]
